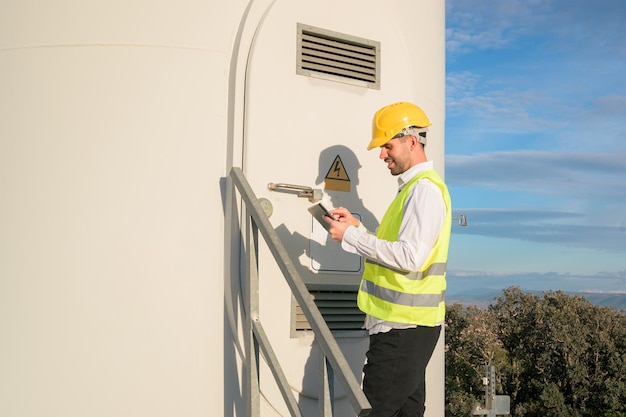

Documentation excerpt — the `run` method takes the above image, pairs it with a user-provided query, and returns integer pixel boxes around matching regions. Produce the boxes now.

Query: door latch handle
[267,182,322,203]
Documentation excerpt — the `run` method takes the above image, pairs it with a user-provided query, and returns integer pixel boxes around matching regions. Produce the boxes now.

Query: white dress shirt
[341,161,446,334]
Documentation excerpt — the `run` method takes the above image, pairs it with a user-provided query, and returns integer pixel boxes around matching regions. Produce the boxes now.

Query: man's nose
[379,148,387,159]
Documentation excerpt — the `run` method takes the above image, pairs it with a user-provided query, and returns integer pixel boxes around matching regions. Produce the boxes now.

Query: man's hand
[324,207,359,243]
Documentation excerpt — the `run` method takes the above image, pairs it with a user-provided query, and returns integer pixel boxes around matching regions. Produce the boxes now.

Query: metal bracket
[267,182,322,203]
[453,213,468,226]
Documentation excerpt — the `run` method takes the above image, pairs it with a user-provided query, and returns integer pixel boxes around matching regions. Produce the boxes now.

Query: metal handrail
[230,167,371,417]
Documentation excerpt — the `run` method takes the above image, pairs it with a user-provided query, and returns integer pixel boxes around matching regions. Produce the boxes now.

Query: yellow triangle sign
[324,155,351,192]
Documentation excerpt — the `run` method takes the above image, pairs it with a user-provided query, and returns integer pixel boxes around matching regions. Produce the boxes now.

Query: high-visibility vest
[357,169,452,327]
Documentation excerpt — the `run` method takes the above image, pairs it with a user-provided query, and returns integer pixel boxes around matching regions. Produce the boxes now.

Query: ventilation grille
[297,23,380,89]
[294,290,365,333]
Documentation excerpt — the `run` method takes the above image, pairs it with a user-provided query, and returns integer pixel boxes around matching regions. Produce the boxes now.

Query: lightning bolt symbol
[333,161,341,177]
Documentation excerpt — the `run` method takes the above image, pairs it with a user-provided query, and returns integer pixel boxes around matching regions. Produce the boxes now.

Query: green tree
[445,303,508,416]
[492,288,626,416]
[446,286,626,417]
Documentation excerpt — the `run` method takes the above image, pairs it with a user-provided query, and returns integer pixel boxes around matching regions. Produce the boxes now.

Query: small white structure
[0,1,446,416]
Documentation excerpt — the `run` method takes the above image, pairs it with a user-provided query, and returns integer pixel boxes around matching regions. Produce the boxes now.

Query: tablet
[308,202,336,231]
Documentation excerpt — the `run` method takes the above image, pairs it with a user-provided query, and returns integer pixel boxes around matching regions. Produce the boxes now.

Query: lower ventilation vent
[294,290,365,333]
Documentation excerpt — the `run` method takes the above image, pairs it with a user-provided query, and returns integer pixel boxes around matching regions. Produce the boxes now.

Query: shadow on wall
[315,145,378,232]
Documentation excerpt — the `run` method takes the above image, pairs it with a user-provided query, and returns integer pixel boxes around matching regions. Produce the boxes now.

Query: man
[325,101,452,417]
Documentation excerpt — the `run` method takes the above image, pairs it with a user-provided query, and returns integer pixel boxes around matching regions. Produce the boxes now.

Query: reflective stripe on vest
[360,279,446,307]
[364,259,447,281]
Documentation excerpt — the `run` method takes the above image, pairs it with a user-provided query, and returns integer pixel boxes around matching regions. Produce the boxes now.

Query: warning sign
[324,155,351,192]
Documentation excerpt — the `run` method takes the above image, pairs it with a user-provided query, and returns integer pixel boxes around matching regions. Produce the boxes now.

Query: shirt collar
[398,161,434,189]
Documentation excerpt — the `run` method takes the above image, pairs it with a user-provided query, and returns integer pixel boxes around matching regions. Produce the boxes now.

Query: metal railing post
[318,345,335,417]
[245,213,260,417]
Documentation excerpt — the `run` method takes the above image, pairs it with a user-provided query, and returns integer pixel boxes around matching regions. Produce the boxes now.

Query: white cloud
[447,269,626,295]
[589,95,626,119]
[447,150,626,201]
[453,216,626,253]
[446,0,626,59]
[446,151,626,252]
[446,71,561,132]
[446,0,554,56]
[445,0,626,153]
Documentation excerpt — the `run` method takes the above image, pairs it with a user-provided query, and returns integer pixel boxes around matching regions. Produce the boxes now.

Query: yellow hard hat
[368,101,431,150]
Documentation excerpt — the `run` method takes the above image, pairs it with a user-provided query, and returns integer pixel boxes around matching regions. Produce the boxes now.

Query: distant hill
[577,292,626,311]
[447,288,626,311]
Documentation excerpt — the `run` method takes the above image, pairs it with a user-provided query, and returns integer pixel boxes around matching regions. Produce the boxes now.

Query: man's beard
[385,158,405,175]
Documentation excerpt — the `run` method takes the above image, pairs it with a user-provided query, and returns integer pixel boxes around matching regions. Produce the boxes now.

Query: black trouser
[363,325,441,417]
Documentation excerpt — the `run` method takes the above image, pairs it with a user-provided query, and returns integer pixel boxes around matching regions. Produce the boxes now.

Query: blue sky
[444,0,626,295]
